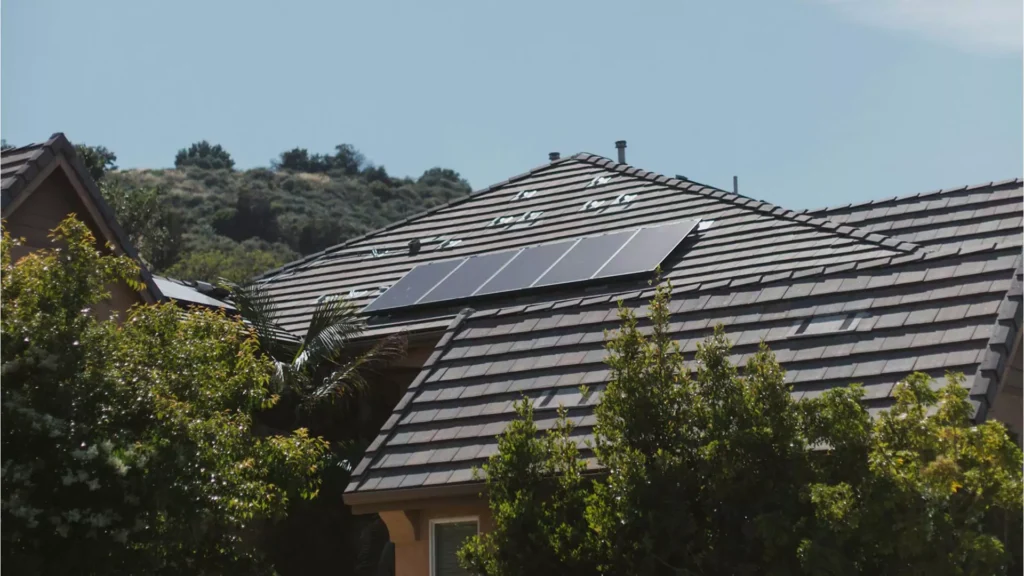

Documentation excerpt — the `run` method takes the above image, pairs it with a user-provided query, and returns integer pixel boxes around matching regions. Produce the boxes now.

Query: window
[430,517,479,576]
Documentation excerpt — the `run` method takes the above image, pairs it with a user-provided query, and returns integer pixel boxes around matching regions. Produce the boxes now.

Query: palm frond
[300,333,407,412]
[295,297,366,371]
[225,279,297,359]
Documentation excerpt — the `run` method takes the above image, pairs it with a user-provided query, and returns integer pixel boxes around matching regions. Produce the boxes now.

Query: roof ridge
[2,132,164,302]
[469,241,1019,319]
[570,153,920,255]
[804,177,1024,215]
[255,155,582,281]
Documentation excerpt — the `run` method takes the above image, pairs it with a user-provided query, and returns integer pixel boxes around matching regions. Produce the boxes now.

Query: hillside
[105,144,472,283]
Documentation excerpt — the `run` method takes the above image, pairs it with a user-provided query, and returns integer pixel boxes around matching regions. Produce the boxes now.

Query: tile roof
[807,179,1022,252]
[262,153,914,339]
[331,156,1023,500]
[345,244,1022,496]
[1,134,163,303]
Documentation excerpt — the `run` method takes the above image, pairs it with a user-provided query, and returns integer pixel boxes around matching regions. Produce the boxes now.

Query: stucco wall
[379,497,491,576]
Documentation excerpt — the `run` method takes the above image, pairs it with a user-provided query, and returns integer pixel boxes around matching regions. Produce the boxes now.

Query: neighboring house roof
[806,179,1023,252]
[153,276,235,310]
[329,154,1022,505]
[1,133,163,303]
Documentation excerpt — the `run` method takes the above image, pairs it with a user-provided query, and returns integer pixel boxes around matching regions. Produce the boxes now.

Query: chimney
[549,152,560,161]
[615,140,627,164]
[733,176,738,195]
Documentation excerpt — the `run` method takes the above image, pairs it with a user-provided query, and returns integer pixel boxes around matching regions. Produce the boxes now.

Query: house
[1,133,163,311]
[258,144,1023,576]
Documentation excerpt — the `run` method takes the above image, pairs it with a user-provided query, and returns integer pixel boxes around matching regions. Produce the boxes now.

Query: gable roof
[1,133,163,303]
[262,153,914,340]
[338,156,1023,506]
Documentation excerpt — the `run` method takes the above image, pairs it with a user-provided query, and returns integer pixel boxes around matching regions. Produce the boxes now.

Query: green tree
[2,139,15,151]
[165,247,290,284]
[460,283,1023,575]
[175,140,235,170]
[99,176,182,270]
[228,282,408,575]
[75,144,118,182]
[1,217,328,575]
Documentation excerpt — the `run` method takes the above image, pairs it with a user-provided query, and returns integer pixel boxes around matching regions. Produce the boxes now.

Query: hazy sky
[2,0,1021,209]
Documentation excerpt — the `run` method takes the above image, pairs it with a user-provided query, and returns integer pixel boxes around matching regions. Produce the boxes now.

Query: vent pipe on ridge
[733,176,738,195]
[615,140,627,164]
[549,152,560,161]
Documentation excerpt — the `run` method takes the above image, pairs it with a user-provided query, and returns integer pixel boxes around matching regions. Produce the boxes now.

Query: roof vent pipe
[733,176,738,195]
[615,140,627,164]
[408,238,421,256]
[549,152,560,161]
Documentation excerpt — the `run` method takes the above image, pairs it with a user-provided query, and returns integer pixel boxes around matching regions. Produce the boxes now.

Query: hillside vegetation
[3,139,473,282]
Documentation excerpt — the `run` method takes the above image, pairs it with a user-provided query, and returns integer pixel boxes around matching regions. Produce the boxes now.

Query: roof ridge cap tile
[345,307,475,492]
[969,266,1023,420]
[571,154,918,254]
[807,178,1023,214]
[256,155,581,280]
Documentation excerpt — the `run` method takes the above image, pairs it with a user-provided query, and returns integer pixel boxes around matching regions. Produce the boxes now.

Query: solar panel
[594,220,699,279]
[419,250,518,304]
[362,219,700,314]
[361,258,463,313]
[475,239,575,296]
[533,229,637,287]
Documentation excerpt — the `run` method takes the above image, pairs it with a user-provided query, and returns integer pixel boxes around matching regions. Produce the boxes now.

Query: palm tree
[226,280,406,576]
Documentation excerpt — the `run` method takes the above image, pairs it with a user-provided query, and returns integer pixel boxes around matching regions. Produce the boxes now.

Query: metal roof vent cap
[408,238,421,255]
[615,140,627,164]
[549,152,560,161]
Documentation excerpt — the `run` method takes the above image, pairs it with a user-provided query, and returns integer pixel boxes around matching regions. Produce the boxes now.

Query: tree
[212,188,281,243]
[228,282,407,575]
[99,176,182,270]
[460,282,1023,575]
[175,140,235,170]
[75,144,118,182]
[1,217,328,575]
[2,139,15,151]
[164,247,289,284]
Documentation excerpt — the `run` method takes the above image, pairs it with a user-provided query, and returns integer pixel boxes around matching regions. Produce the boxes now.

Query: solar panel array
[362,220,700,314]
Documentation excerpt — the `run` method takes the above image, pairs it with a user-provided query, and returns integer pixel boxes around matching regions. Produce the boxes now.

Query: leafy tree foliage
[175,140,235,170]
[99,176,182,269]
[75,144,118,182]
[213,188,281,243]
[114,143,471,281]
[2,138,14,151]
[461,283,1023,575]
[274,143,365,175]
[165,246,291,285]
[228,282,408,575]
[1,217,328,575]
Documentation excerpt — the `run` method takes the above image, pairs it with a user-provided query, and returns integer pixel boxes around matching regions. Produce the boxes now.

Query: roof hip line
[345,306,477,492]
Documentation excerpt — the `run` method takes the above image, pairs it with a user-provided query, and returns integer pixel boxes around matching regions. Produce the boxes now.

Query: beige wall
[990,341,1023,445]
[379,496,491,576]
[4,168,144,315]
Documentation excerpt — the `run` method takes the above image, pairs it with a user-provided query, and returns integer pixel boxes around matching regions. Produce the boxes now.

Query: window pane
[433,521,477,576]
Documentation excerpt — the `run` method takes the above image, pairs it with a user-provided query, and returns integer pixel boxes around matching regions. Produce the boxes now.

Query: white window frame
[429,516,480,576]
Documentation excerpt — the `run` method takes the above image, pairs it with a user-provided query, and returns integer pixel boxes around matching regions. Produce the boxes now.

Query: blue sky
[2,0,1021,209]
